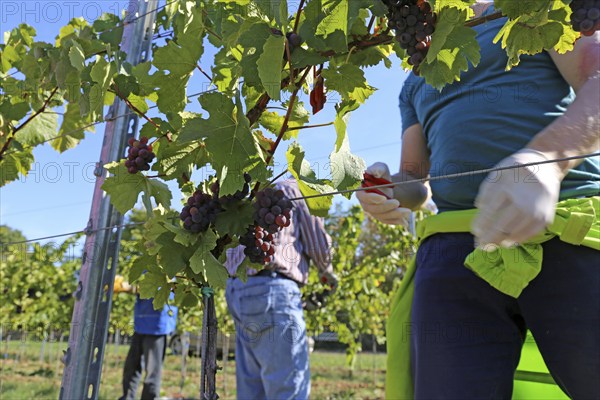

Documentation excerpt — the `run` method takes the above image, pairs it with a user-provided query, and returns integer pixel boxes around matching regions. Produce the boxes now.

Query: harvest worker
[224,178,337,400]
[357,1,600,398]
[115,276,178,400]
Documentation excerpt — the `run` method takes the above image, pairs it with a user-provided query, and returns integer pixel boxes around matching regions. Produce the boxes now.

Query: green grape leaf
[0,100,30,123]
[300,0,349,52]
[113,74,140,99]
[52,103,94,152]
[181,292,199,308]
[494,10,577,68]
[102,162,172,214]
[0,45,20,73]
[495,0,551,19]
[131,62,156,96]
[290,47,329,69]
[420,7,480,90]
[93,14,124,46]
[322,64,367,100]
[138,270,169,300]
[333,101,357,151]
[153,36,203,77]
[237,21,272,89]
[156,235,191,277]
[214,200,255,237]
[189,229,229,288]
[204,254,229,289]
[68,41,86,71]
[286,142,334,217]
[253,0,286,26]
[55,58,81,102]
[349,85,376,104]
[0,150,34,187]
[129,255,154,283]
[257,35,285,101]
[348,45,393,68]
[197,92,267,195]
[16,112,58,146]
[329,136,365,198]
[89,56,117,121]
[259,102,309,139]
[212,47,242,93]
[153,141,208,183]
[317,0,348,36]
[163,223,199,247]
[154,73,189,115]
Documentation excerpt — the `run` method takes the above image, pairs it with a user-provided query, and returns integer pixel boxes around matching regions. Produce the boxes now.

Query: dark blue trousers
[120,332,167,400]
[411,233,600,399]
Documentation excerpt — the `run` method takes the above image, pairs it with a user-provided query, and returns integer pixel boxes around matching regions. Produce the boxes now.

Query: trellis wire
[3,151,598,247]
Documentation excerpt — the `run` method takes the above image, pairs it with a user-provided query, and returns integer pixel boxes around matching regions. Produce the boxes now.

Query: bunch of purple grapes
[570,0,600,36]
[240,225,276,264]
[125,136,155,174]
[384,0,436,73]
[180,190,222,233]
[253,188,293,234]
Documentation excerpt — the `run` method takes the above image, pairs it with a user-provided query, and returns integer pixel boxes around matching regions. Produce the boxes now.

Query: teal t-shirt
[399,6,600,213]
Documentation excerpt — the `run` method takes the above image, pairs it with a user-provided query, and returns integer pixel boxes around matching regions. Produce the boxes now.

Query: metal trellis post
[59,1,157,399]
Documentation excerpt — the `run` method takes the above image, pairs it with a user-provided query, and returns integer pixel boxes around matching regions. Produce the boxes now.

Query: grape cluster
[570,0,600,36]
[125,137,155,174]
[253,188,293,234]
[384,0,437,73]
[180,190,222,233]
[240,225,276,264]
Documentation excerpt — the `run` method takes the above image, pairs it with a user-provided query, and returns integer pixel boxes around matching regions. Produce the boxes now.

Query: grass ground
[0,340,386,399]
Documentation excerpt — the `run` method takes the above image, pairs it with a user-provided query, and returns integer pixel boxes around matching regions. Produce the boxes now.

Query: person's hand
[472,149,562,249]
[357,163,412,226]
[113,274,133,293]
[319,270,339,293]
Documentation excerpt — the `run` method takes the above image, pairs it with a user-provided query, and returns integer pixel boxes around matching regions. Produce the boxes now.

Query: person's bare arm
[528,34,600,173]
[391,123,431,210]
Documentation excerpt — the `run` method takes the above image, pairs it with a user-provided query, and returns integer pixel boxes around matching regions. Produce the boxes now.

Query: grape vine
[0,0,590,306]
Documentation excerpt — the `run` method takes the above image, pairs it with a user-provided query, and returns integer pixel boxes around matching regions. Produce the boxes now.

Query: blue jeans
[226,274,310,400]
[411,233,600,399]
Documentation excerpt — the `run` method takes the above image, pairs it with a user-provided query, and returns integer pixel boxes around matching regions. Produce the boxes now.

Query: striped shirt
[224,179,333,285]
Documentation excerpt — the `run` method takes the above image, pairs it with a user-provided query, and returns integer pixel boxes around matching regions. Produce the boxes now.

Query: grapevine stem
[266,67,311,165]
[201,9,223,41]
[320,10,505,60]
[465,10,504,27]
[196,65,213,82]
[112,83,164,133]
[293,0,306,33]
[251,67,311,196]
[367,15,376,33]
[268,169,290,187]
[286,122,334,132]
[0,87,59,160]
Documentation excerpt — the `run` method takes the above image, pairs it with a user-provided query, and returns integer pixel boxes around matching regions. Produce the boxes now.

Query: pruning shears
[361,172,393,199]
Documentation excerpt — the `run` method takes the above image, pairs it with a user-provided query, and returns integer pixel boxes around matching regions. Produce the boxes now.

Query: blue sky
[0,0,409,243]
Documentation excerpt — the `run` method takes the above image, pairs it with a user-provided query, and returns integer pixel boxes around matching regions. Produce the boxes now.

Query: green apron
[386,197,600,399]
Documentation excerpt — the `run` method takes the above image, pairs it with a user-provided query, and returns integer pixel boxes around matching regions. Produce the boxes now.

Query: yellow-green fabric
[386,196,599,399]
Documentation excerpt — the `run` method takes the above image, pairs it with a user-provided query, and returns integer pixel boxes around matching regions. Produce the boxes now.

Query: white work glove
[356,162,412,226]
[472,149,562,249]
